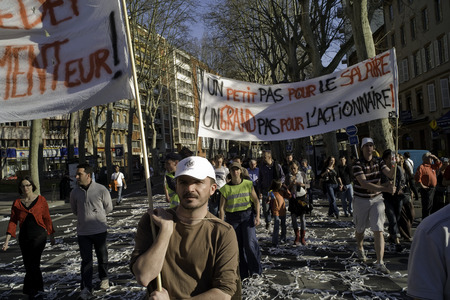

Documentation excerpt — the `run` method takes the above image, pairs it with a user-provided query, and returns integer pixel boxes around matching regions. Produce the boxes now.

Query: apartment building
[384,0,450,155]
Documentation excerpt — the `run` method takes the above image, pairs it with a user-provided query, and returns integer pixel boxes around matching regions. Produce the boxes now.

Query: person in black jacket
[337,155,353,217]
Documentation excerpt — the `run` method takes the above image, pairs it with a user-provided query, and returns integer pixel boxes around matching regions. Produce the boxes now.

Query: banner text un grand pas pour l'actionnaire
[0,0,133,123]
[198,49,398,142]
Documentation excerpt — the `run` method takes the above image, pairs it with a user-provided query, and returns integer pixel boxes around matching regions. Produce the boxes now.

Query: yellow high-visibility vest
[165,172,179,208]
[220,179,253,213]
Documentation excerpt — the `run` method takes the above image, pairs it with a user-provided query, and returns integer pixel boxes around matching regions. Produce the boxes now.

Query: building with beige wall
[384,0,450,156]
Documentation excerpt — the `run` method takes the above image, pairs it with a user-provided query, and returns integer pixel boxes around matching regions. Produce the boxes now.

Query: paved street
[0,180,414,299]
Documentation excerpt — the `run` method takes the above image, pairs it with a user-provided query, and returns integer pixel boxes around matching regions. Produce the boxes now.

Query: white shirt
[111,172,125,187]
[405,158,414,174]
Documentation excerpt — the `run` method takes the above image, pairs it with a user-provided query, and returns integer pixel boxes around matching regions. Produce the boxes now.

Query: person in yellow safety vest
[219,162,262,279]
[164,153,182,208]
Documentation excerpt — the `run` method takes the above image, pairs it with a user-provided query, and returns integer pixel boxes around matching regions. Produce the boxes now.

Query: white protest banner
[0,0,133,123]
[198,49,398,142]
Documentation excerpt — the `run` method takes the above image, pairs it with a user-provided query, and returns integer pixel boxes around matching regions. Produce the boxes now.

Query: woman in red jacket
[2,176,55,299]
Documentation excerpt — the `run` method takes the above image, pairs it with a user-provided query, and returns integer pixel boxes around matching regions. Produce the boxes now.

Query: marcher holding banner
[198,49,398,142]
[352,138,396,274]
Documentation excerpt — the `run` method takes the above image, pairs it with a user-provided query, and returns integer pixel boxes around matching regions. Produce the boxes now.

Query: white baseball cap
[361,137,374,149]
[175,156,216,180]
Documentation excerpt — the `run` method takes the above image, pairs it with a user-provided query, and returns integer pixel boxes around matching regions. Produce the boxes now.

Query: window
[424,44,432,71]
[19,140,29,147]
[17,121,29,127]
[434,0,442,23]
[397,0,403,13]
[406,94,412,111]
[400,25,406,46]
[117,135,121,144]
[436,35,448,66]
[413,51,422,76]
[416,89,424,115]
[390,32,396,48]
[389,5,394,21]
[99,132,104,144]
[421,8,428,31]
[441,78,450,108]
[427,83,436,112]
[400,58,409,82]
[410,18,416,40]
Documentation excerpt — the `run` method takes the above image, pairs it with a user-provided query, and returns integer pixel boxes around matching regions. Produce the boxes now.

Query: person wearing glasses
[2,176,55,299]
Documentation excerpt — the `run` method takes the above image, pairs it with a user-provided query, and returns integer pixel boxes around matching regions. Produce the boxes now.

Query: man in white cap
[352,137,396,274]
[130,156,241,299]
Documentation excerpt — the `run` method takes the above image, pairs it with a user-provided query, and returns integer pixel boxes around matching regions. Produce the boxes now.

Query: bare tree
[205,0,354,158]
[345,0,394,152]
[126,0,195,173]
[30,119,43,194]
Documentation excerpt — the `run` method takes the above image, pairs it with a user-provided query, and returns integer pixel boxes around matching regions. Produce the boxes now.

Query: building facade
[384,0,450,156]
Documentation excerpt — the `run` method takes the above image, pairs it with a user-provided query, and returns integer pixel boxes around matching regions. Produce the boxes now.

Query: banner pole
[120,0,162,291]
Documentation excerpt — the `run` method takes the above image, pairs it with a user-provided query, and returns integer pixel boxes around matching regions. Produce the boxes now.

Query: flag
[0,0,133,123]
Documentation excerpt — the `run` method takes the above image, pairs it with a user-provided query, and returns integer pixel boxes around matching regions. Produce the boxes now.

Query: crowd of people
[3,139,450,299]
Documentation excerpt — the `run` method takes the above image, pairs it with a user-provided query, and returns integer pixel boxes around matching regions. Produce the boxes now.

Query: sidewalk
[0,176,164,215]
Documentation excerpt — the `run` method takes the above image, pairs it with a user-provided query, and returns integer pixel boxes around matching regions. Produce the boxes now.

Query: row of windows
[175,52,190,65]
[177,79,192,91]
[1,121,31,127]
[176,66,192,78]
[390,1,443,48]
[181,132,195,140]
[400,76,450,115]
[398,34,449,82]
[180,119,194,127]
[178,92,193,103]
[98,132,124,145]
[389,0,442,27]
[0,139,30,148]
[179,106,194,116]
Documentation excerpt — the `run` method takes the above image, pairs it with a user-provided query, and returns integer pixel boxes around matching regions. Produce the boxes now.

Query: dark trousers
[77,232,109,291]
[383,194,404,239]
[419,187,435,219]
[19,230,47,296]
[408,178,419,200]
[398,197,414,240]
[226,210,262,279]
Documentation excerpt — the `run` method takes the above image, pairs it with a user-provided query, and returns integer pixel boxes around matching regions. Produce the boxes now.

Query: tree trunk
[346,0,394,152]
[105,103,113,179]
[68,112,77,162]
[127,100,135,182]
[30,119,43,194]
[78,109,91,164]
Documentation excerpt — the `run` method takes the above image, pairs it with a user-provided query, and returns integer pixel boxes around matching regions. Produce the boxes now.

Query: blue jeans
[261,193,272,225]
[225,210,262,279]
[326,183,339,217]
[116,186,123,204]
[272,215,286,245]
[77,232,109,291]
[291,212,306,231]
[340,184,353,215]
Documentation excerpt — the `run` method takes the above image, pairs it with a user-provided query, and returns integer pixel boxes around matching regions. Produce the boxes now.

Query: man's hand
[149,208,174,235]
[149,287,170,300]
[254,215,261,226]
[383,181,396,194]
